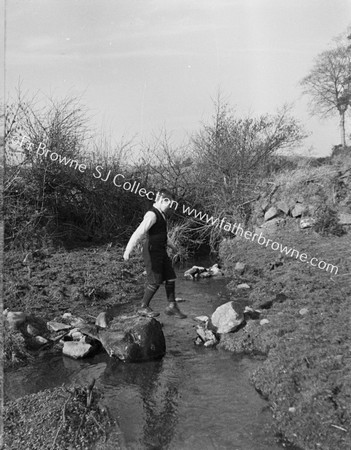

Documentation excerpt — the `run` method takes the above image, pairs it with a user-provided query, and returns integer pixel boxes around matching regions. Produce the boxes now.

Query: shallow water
[5,265,298,450]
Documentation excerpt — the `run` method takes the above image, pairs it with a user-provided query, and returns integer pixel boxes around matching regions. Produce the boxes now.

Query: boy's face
[157,195,172,212]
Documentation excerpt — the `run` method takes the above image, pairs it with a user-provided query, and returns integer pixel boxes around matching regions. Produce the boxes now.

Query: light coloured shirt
[125,205,166,254]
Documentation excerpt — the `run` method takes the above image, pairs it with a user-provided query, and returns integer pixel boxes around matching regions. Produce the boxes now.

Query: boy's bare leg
[164,279,187,319]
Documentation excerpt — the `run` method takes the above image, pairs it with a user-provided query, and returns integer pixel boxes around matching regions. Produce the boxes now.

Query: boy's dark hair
[158,188,175,200]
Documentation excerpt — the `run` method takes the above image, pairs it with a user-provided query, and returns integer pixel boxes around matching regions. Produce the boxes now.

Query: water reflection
[103,356,181,449]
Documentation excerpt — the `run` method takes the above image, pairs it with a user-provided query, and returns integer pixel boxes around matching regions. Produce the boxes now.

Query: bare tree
[301,30,351,147]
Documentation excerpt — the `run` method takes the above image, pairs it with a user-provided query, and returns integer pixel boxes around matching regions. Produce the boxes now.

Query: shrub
[313,204,346,236]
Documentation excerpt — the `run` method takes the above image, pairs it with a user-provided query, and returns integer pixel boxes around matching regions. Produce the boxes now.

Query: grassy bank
[3,384,122,450]
[218,229,351,450]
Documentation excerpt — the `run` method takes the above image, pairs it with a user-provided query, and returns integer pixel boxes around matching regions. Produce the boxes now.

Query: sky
[4,0,351,157]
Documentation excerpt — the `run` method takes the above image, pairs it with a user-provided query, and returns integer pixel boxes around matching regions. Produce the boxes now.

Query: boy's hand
[123,250,130,261]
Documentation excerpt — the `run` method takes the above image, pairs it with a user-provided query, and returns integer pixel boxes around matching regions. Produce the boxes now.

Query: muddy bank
[4,244,144,319]
[219,231,351,450]
[3,245,145,368]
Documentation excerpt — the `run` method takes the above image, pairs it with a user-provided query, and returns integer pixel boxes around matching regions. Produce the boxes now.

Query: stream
[5,264,299,450]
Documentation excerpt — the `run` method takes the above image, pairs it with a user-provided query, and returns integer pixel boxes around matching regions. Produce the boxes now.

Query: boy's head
[155,188,175,212]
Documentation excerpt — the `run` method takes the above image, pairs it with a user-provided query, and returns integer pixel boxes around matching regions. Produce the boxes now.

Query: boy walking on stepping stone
[123,188,187,319]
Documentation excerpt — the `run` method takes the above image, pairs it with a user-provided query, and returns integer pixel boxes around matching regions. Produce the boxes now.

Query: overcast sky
[5,0,351,156]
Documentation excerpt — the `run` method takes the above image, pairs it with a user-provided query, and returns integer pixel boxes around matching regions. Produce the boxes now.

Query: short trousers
[143,243,176,284]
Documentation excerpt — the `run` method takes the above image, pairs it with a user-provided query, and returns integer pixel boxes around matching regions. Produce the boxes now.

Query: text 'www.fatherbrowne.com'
[182,205,339,275]
[11,134,338,275]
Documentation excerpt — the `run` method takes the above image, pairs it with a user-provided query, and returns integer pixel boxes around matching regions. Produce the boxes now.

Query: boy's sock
[165,280,176,303]
[141,283,160,307]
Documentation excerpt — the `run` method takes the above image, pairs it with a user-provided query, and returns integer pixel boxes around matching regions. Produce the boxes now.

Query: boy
[123,188,187,319]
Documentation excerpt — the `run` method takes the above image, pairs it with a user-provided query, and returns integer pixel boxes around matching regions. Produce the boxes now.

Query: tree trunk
[340,111,346,147]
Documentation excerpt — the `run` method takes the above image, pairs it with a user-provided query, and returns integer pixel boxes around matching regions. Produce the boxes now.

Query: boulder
[6,312,26,330]
[299,308,309,316]
[208,264,223,276]
[98,314,166,362]
[291,204,306,218]
[276,201,289,215]
[264,206,279,221]
[211,302,244,334]
[63,341,93,359]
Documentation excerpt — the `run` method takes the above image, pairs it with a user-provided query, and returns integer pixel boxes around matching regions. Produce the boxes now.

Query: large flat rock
[97,314,166,362]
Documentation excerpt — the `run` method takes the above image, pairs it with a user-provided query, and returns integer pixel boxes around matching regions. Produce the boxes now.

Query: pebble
[34,336,49,345]
[26,324,40,336]
[260,319,270,325]
[62,313,73,319]
[95,312,108,328]
[194,315,209,323]
[47,321,71,332]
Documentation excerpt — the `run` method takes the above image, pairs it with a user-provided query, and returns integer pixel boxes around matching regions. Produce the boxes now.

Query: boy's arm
[123,211,156,260]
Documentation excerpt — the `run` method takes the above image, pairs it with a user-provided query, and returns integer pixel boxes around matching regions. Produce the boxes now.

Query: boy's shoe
[137,306,160,318]
[165,303,187,319]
